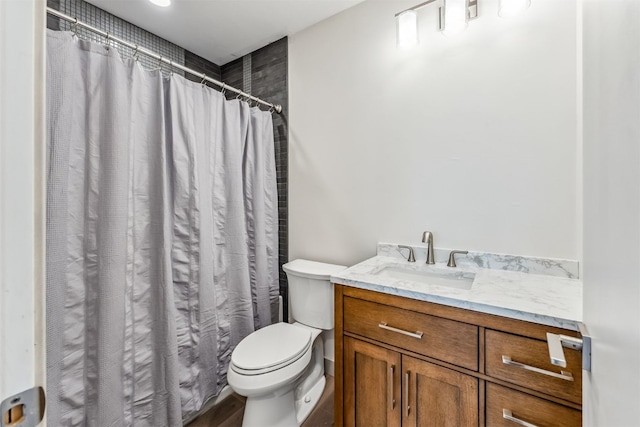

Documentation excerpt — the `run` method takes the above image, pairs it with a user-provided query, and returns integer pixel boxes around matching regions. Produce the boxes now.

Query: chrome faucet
[398,245,416,262]
[447,250,468,268]
[421,231,435,264]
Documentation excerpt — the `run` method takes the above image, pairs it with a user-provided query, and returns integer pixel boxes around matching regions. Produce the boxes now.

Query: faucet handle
[447,250,468,268]
[398,245,416,262]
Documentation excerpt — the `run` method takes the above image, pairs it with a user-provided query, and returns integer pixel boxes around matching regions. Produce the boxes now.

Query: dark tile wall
[250,40,289,322]
[184,50,222,86]
[221,38,289,320]
[46,0,289,320]
[47,0,61,30]
[220,58,245,96]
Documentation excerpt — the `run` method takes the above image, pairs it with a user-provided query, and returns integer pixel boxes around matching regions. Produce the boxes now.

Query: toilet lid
[282,259,347,280]
[231,323,312,375]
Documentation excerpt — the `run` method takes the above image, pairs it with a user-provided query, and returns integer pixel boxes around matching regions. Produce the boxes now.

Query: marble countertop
[331,254,582,331]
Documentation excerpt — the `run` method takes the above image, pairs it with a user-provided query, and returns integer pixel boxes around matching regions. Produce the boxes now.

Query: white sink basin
[375,266,475,290]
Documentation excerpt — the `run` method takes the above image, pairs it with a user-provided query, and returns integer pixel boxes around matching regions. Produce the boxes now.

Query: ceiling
[85,0,366,65]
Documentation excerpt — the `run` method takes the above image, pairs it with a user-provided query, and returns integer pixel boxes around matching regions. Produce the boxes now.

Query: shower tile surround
[47,0,290,318]
[331,243,582,330]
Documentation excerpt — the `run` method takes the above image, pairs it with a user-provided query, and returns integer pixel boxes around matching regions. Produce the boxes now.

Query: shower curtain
[45,30,279,426]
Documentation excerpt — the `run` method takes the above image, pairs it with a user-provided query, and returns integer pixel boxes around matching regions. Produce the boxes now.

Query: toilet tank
[282,259,347,330]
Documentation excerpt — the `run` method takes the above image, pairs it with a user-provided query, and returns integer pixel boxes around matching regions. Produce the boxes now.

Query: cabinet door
[344,337,401,427]
[402,356,478,427]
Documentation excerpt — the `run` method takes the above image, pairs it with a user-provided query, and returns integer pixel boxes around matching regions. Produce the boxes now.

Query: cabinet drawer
[343,296,478,370]
[486,382,581,427]
[485,330,582,404]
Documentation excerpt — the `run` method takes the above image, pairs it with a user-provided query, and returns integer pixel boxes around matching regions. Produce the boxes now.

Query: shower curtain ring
[220,83,226,96]
[168,60,173,76]
[132,44,139,62]
[200,73,207,86]
[71,18,79,38]
[104,32,111,47]
[268,105,275,113]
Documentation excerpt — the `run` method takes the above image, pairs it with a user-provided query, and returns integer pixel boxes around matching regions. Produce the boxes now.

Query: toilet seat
[231,323,312,376]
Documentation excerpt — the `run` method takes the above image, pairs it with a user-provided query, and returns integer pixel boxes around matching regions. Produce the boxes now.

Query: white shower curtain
[45,30,279,426]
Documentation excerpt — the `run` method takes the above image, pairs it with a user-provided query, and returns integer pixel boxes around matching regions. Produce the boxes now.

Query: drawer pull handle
[389,365,396,410]
[502,356,574,381]
[503,409,539,427]
[378,322,423,339]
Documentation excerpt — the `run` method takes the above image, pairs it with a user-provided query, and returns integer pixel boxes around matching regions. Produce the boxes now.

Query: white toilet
[227,259,347,427]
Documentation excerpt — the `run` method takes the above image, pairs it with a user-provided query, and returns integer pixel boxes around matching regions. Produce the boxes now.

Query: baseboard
[324,357,334,377]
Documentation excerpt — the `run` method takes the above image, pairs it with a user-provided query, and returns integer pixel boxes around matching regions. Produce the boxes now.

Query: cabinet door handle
[503,409,539,427]
[379,322,423,339]
[502,355,574,381]
[389,365,396,410]
[405,371,411,417]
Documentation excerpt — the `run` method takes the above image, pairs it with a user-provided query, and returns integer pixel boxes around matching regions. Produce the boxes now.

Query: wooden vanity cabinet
[402,355,478,427]
[343,337,478,427]
[335,285,583,427]
[344,337,401,427]
[485,383,582,427]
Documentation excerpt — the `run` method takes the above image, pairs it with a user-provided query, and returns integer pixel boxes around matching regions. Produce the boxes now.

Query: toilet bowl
[226,259,347,427]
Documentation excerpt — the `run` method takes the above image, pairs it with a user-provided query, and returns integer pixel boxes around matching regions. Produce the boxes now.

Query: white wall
[0,0,46,416]
[582,1,640,424]
[289,0,578,266]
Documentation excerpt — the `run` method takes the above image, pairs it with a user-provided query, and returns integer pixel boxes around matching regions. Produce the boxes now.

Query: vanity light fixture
[149,0,171,7]
[441,0,470,37]
[498,0,531,18]
[395,0,478,47]
[396,0,530,48]
[397,10,419,48]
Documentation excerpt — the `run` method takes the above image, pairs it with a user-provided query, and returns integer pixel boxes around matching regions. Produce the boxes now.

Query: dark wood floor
[186,376,334,427]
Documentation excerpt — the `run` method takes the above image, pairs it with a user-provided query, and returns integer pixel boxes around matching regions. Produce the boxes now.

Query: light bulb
[498,0,531,18]
[397,10,419,49]
[442,0,469,37]
[149,0,171,7]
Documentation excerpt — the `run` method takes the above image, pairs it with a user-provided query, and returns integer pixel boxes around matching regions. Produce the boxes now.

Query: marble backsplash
[377,242,579,279]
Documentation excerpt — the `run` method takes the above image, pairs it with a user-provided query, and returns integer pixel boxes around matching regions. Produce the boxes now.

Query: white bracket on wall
[546,322,592,372]
[0,387,45,427]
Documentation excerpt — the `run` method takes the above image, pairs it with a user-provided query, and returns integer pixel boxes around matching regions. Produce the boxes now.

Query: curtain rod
[46,7,283,114]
